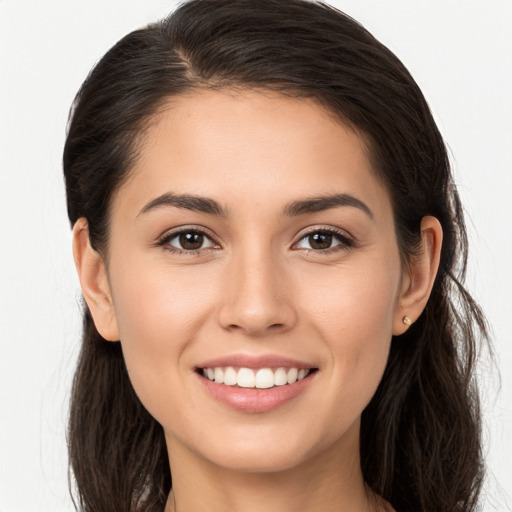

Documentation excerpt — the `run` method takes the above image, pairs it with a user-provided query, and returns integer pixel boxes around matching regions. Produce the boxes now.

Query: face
[99,89,408,473]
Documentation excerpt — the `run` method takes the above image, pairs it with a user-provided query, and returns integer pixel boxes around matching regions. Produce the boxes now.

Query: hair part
[64,1,489,510]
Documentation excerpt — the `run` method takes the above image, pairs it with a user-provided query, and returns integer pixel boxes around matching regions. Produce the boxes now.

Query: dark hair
[64,1,488,510]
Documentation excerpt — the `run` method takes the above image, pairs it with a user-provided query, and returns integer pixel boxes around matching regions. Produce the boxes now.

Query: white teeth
[237,367,255,388]
[274,367,288,386]
[202,366,313,388]
[214,367,224,384]
[255,368,274,389]
[223,366,238,386]
[286,367,298,384]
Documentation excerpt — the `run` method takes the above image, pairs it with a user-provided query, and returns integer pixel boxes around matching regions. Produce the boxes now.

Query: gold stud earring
[402,316,413,326]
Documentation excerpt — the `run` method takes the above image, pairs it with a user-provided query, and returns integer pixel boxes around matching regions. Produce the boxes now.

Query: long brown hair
[63,1,489,510]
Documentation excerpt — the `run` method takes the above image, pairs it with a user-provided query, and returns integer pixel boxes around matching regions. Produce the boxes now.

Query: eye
[158,228,218,253]
[294,229,353,251]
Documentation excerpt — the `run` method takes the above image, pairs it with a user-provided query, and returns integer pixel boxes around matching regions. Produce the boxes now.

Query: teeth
[274,367,288,386]
[286,367,298,384]
[255,368,274,389]
[237,367,255,388]
[202,366,312,388]
[223,366,238,386]
[214,367,224,384]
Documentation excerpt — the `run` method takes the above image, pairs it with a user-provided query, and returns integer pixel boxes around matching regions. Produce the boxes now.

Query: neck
[164,425,387,512]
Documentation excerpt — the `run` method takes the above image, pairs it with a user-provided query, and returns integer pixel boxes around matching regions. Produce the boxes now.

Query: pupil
[309,232,332,249]
[179,232,204,250]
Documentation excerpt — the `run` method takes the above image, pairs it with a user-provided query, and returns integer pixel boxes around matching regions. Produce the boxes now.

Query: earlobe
[393,216,443,335]
[72,218,120,342]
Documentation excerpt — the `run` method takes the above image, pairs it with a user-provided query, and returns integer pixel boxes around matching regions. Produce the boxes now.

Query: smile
[201,366,313,389]
[195,355,318,412]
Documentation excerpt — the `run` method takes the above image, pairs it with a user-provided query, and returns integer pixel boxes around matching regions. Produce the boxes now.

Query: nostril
[216,275,298,335]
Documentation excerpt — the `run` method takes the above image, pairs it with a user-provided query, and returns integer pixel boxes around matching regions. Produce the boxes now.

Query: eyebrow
[283,193,374,219]
[137,192,373,220]
[138,192,228,218]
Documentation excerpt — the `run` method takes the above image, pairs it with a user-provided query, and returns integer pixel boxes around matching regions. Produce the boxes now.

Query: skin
[73,89,442,512]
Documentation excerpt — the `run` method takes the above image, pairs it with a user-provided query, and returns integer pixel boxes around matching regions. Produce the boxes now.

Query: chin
[203,443,312,474]
[168,417,358,476]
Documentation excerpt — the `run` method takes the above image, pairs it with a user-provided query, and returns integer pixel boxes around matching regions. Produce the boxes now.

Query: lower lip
[197,372,315,413]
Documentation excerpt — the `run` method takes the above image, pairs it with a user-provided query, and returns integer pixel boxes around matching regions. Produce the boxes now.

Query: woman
[64,0,488,510]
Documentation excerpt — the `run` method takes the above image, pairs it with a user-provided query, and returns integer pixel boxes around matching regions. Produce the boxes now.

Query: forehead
[113,88,391,219]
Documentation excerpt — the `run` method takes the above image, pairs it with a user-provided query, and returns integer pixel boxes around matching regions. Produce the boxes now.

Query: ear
[393,216,443,335]
[72,218,120,342]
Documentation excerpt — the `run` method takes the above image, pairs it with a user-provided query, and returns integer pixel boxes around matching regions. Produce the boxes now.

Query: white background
[0,0,511,510]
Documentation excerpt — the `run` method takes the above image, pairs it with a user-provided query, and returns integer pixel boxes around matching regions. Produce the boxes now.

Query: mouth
[197,366,318,389]
[195,355,319,412]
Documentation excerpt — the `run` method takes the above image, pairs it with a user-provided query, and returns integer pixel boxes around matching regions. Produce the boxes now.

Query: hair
[63,1,489,511]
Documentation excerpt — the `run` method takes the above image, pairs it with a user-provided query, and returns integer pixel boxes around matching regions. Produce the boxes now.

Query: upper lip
[196,353,317,370]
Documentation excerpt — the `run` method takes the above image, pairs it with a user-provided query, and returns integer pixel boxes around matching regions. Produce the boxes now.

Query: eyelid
[155,225,221,252]
[291,225,355,251]
[154,224,354,254]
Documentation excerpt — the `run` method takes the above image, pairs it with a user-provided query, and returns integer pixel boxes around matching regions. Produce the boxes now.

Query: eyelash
[293,227,354,254]
[156,226,218,255]
[155,226,354,255]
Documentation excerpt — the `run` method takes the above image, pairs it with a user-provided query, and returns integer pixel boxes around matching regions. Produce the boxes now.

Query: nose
[217,249,297,336]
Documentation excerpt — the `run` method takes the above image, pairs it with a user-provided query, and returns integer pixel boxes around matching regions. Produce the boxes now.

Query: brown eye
[308,232,333,250]
[179,232,205,250]
[294,229,352,252]
[162,229,217,252]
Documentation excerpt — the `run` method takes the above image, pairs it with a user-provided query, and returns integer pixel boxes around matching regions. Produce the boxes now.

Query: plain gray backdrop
[1,0,511,510]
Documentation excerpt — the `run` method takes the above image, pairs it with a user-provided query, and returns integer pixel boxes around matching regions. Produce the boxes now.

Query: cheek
[300,256,401,407]
[303,253,400,333]
[107,260,217,414]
